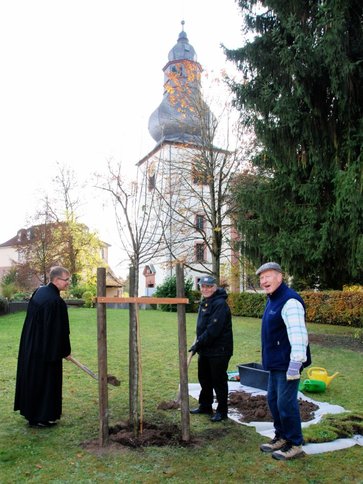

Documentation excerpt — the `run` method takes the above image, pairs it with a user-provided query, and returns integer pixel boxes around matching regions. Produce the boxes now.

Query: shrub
[226,290,362,327]
[82,291,95,308]
[12,292,32,301]
[154,275,196,312]
[0,296,8,315]
[0,283,18,301]
[227,292,265,318]
[189,290,201,313]
[302,290,363,327]
[343,284,363,292]
[70,283,96,299]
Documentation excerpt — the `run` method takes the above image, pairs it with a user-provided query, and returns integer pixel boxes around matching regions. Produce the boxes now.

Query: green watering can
[299,379,327,393]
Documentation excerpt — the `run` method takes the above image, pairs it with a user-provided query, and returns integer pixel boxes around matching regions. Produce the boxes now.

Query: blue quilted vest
[261,282,310,371]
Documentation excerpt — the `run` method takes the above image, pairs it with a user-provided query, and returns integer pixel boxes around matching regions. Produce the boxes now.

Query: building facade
[136,23,241,295]
[0,225,124,296]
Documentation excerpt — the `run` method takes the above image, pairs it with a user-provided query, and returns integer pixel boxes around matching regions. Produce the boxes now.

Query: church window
[195,243,205,262]
[148,174,156,191]
[192,164,208,185]
[195,214,205,230]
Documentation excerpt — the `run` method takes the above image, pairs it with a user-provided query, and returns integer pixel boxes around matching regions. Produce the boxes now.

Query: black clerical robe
[14,283,71,423]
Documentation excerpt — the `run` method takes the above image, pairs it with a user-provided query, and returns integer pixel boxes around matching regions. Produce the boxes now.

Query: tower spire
[148,23,213,146]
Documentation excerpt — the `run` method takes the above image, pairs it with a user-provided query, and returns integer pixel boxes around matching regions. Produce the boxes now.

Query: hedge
[302,291,363,327]
[225,290,362,327]
[227,292,266,319]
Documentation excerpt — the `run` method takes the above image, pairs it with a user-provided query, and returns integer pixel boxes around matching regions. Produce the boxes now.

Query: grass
[0,308,362,483]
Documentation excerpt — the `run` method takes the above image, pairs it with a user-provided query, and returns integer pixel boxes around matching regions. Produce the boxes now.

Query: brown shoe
[260,436,287,453]
[272,443,305,460]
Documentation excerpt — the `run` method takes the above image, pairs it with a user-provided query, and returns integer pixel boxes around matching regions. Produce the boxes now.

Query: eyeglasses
[58,277,70,282]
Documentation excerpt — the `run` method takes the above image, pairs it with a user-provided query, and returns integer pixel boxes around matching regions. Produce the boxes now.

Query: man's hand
[286,360,302,380]
[188,342,199,355]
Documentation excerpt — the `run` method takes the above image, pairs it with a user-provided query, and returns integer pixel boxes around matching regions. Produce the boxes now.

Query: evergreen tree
[225,0,363,289]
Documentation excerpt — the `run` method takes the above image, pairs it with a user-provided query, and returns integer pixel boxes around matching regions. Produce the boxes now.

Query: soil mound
[157,400,180,410]
[82,392,319,451]
[109,421,183,447]
[228,390,319,422]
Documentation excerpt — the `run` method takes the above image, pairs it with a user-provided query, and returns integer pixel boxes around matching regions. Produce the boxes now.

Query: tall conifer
[226,0,362,288]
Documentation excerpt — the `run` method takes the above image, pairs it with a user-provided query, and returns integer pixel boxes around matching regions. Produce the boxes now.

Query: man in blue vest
[256,262,311,460]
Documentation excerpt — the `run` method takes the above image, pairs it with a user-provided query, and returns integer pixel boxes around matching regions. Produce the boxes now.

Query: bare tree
[96,160,163,435]
[52,163,105,285]
[16,164,104,289]
[16,196,62,286]
[96,161,163,293]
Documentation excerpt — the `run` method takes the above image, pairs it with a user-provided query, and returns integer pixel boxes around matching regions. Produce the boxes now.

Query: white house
[0,225,124,296]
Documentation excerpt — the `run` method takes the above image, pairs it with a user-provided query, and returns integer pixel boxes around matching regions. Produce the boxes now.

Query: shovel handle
[67,355,98,380]
[175,351,195,403]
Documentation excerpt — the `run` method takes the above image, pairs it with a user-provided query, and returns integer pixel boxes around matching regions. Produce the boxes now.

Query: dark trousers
[267,370,303,446]
[198,354,231,414]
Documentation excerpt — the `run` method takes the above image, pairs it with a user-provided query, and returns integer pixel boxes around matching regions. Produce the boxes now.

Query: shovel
[67,355,120,386]
[157,350,195,410]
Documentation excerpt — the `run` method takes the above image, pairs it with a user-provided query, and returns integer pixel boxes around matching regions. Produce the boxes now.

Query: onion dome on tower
[148,21,214,146]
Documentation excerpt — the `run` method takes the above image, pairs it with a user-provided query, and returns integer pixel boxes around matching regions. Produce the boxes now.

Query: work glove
[286,360,302,380]
[188,342,199,355]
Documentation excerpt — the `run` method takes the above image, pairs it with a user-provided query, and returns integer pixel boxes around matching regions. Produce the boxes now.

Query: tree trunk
[128,264,141,436]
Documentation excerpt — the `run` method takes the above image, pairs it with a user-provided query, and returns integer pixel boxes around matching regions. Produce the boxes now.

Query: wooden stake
[176,263,190,442]
[97,267,109,446]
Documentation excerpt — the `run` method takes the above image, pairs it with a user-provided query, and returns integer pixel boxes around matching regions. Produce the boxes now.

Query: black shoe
[190,407,213,415]
[29,421,57,428]
[210,412,228,422]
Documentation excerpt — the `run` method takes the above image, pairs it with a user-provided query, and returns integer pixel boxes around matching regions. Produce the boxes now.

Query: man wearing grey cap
[256,262,311,461]
[188,275,233,422]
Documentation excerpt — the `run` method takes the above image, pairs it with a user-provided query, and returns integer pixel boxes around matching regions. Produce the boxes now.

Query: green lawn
[1,308,362,483]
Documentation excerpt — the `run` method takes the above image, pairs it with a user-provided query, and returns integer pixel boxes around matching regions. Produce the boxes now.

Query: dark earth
[81,392,318,451]
[309,333,362,352]
[228,391,319,422]
[81,334,360,451]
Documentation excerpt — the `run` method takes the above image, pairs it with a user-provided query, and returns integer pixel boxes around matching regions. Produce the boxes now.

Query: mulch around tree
[81,392,318,452]
[108,421,184,447]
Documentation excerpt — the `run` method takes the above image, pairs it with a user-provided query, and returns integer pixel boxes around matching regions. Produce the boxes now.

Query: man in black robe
[14,266,72,428]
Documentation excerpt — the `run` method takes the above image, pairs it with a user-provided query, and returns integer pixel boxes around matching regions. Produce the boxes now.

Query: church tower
[137,22,235,296]
[148,21,213,146]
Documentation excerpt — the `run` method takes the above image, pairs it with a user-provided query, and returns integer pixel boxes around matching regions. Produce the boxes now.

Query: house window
[195,214,204,230]
[195,243,205,262]
[192,164,208,185]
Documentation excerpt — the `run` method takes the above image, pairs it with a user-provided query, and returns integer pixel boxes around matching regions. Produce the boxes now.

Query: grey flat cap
[256,262,283,276]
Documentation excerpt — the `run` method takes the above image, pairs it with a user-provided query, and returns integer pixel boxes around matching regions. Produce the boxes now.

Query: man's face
[259,270,282,295]
[200,284,217,298]
[54,273,71,291]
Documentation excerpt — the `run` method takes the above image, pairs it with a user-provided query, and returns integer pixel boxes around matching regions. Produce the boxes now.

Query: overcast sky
[0,0,246,276]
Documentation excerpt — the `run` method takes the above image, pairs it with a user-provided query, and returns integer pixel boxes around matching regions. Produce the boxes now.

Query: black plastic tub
[237,362,270,391]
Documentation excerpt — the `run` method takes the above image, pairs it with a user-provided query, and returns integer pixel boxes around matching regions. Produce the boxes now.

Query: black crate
[237,362,269,391]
